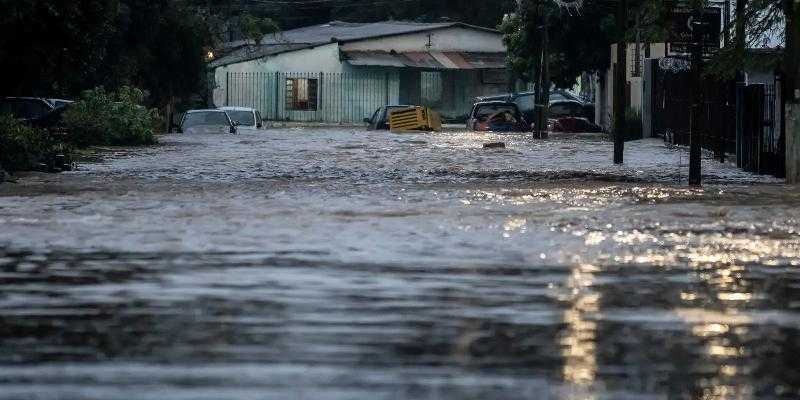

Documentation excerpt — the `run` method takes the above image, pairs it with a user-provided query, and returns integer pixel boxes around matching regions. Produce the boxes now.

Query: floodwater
[1,128,799,400]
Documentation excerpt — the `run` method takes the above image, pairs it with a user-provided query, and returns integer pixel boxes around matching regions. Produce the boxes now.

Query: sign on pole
[667,7,722,59]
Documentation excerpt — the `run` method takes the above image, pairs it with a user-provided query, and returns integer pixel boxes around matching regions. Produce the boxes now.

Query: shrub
[623,107,643,141]
[0,115,70,173]
[64,86,158,147]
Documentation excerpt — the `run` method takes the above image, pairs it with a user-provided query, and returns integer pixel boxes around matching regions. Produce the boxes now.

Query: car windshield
[226,111,255,126]
[182,112,230,129]
[514,95,535,112]
[474,104,519,123]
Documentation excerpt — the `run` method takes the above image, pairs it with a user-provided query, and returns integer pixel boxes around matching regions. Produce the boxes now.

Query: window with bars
[286,78,318,111]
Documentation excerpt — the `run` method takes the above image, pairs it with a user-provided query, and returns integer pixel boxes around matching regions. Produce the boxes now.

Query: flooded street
[2,128,800,399]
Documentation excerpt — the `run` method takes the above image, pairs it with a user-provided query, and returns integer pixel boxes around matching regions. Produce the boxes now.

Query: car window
[514,95,535,112]
[182,112,230,129]
[226,111,255,126]
[550,102,580,117]
[474,105,520,122]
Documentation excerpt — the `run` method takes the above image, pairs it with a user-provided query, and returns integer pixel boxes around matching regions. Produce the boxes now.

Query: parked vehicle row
[176,106,264,134]
[469,90,602,133]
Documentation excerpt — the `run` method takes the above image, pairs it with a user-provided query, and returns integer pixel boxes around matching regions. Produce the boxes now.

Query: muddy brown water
[1,129,799,399]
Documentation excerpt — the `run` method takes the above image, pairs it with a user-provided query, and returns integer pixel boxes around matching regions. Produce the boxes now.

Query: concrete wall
[340,27,504,53]
[787,104,800,183]
[213,43,344,106]
[600,43,668,130]
[211,26,507,121]
[222,69,402,123]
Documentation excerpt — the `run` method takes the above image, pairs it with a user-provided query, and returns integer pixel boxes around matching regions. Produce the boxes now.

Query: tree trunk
[538,19,550,139]
[784,0,800,182]
[613,0,627,164]
[734,0,748,81]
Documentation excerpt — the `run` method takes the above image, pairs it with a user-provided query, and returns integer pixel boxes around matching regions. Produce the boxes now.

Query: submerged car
[548,117,603,133]
[474,90,594,122]
[364,105,414,130]
[48,99,74,109]
[467,101,530,132]
[0,97,56,121]
[219,106,263,133]
[179,110,238,134]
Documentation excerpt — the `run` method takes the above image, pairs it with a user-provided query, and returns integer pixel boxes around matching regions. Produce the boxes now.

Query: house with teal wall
[208,21,509,123]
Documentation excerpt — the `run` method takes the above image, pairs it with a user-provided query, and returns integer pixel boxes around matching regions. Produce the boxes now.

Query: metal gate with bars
[648,58,784,177]
[736,83,784,176]
[225,71,400,123]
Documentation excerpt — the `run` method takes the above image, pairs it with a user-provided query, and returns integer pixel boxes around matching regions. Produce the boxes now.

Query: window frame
[285,77,319,111]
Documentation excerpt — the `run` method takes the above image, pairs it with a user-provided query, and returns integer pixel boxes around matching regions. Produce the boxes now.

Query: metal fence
[225,71,400,123]
[736,83,784,176]
[648,58,785,177]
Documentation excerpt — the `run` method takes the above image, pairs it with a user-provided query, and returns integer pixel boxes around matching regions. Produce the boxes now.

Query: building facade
[209,21,510,122]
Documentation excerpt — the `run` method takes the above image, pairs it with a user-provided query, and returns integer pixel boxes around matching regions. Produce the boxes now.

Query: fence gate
[225,71,398,124]
[736,83,784,176]
[650,60,734,156]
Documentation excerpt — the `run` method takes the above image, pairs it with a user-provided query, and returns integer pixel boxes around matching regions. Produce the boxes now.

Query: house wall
[223,70,401,123]
[598,43,667,130]
[212,27,508,122]
[213,43,345,107]
[340,27,504,53]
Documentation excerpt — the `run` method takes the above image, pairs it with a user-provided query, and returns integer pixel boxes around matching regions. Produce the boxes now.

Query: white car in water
[179,109,238,134]
[220,107,263,133]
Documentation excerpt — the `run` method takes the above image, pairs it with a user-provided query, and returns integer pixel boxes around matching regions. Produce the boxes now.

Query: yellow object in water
[388,107,442,132]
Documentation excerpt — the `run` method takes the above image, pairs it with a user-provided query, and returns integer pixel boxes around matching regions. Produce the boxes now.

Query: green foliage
[0,116,70,173]
[501,0,668,88]
[0,0,214,107]
[64,86,158,147]
[0,0,120,96]
[705,0,785,79]
[100,1,214,107]
[499,13,533,82]
[623,107,643,141]
[241,13,280,44]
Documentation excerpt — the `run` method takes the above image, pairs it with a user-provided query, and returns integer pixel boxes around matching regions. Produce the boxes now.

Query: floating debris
[483,142,506,149]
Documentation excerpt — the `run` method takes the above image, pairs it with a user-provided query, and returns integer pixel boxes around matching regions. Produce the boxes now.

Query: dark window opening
[286,78,318,111]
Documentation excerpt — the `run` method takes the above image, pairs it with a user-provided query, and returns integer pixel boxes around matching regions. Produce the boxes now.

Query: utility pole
[688,5,706,186]
[613,0,627,164]
[734,0,747,82]
[536,13,551,139]
[524,0,545,138]
[785,0,800,182]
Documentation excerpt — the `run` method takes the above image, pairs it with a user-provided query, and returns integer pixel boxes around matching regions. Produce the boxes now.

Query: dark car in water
[364,105,414,130]
[179,110,238,134]
[467,101,530,132]
[0,97,57,121]
[28,103,71,135]
[474,90,595,123]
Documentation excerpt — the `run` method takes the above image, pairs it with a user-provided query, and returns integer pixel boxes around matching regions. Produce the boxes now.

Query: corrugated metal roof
[261,20,499,46]
[343,51,506,70]
[209,21,503,70]
[209,43,313,69]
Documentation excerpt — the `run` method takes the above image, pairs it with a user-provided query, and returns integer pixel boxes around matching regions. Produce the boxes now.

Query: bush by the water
[623,108,643,141]
[0,116,70,173]
[64,86,158,146]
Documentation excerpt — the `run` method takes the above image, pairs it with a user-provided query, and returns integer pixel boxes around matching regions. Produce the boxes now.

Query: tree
[501,0,667,89]
[99,0,214,107]
[240,13,280,44]
[0,0,119,96]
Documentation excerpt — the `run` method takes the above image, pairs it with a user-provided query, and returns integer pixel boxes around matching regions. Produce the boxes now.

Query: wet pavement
[1,128,800,399]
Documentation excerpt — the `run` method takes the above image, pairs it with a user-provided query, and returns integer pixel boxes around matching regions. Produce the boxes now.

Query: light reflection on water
[0,130,799,399]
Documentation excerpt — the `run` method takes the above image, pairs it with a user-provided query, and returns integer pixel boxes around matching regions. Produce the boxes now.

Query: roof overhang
[343,51,506,70]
